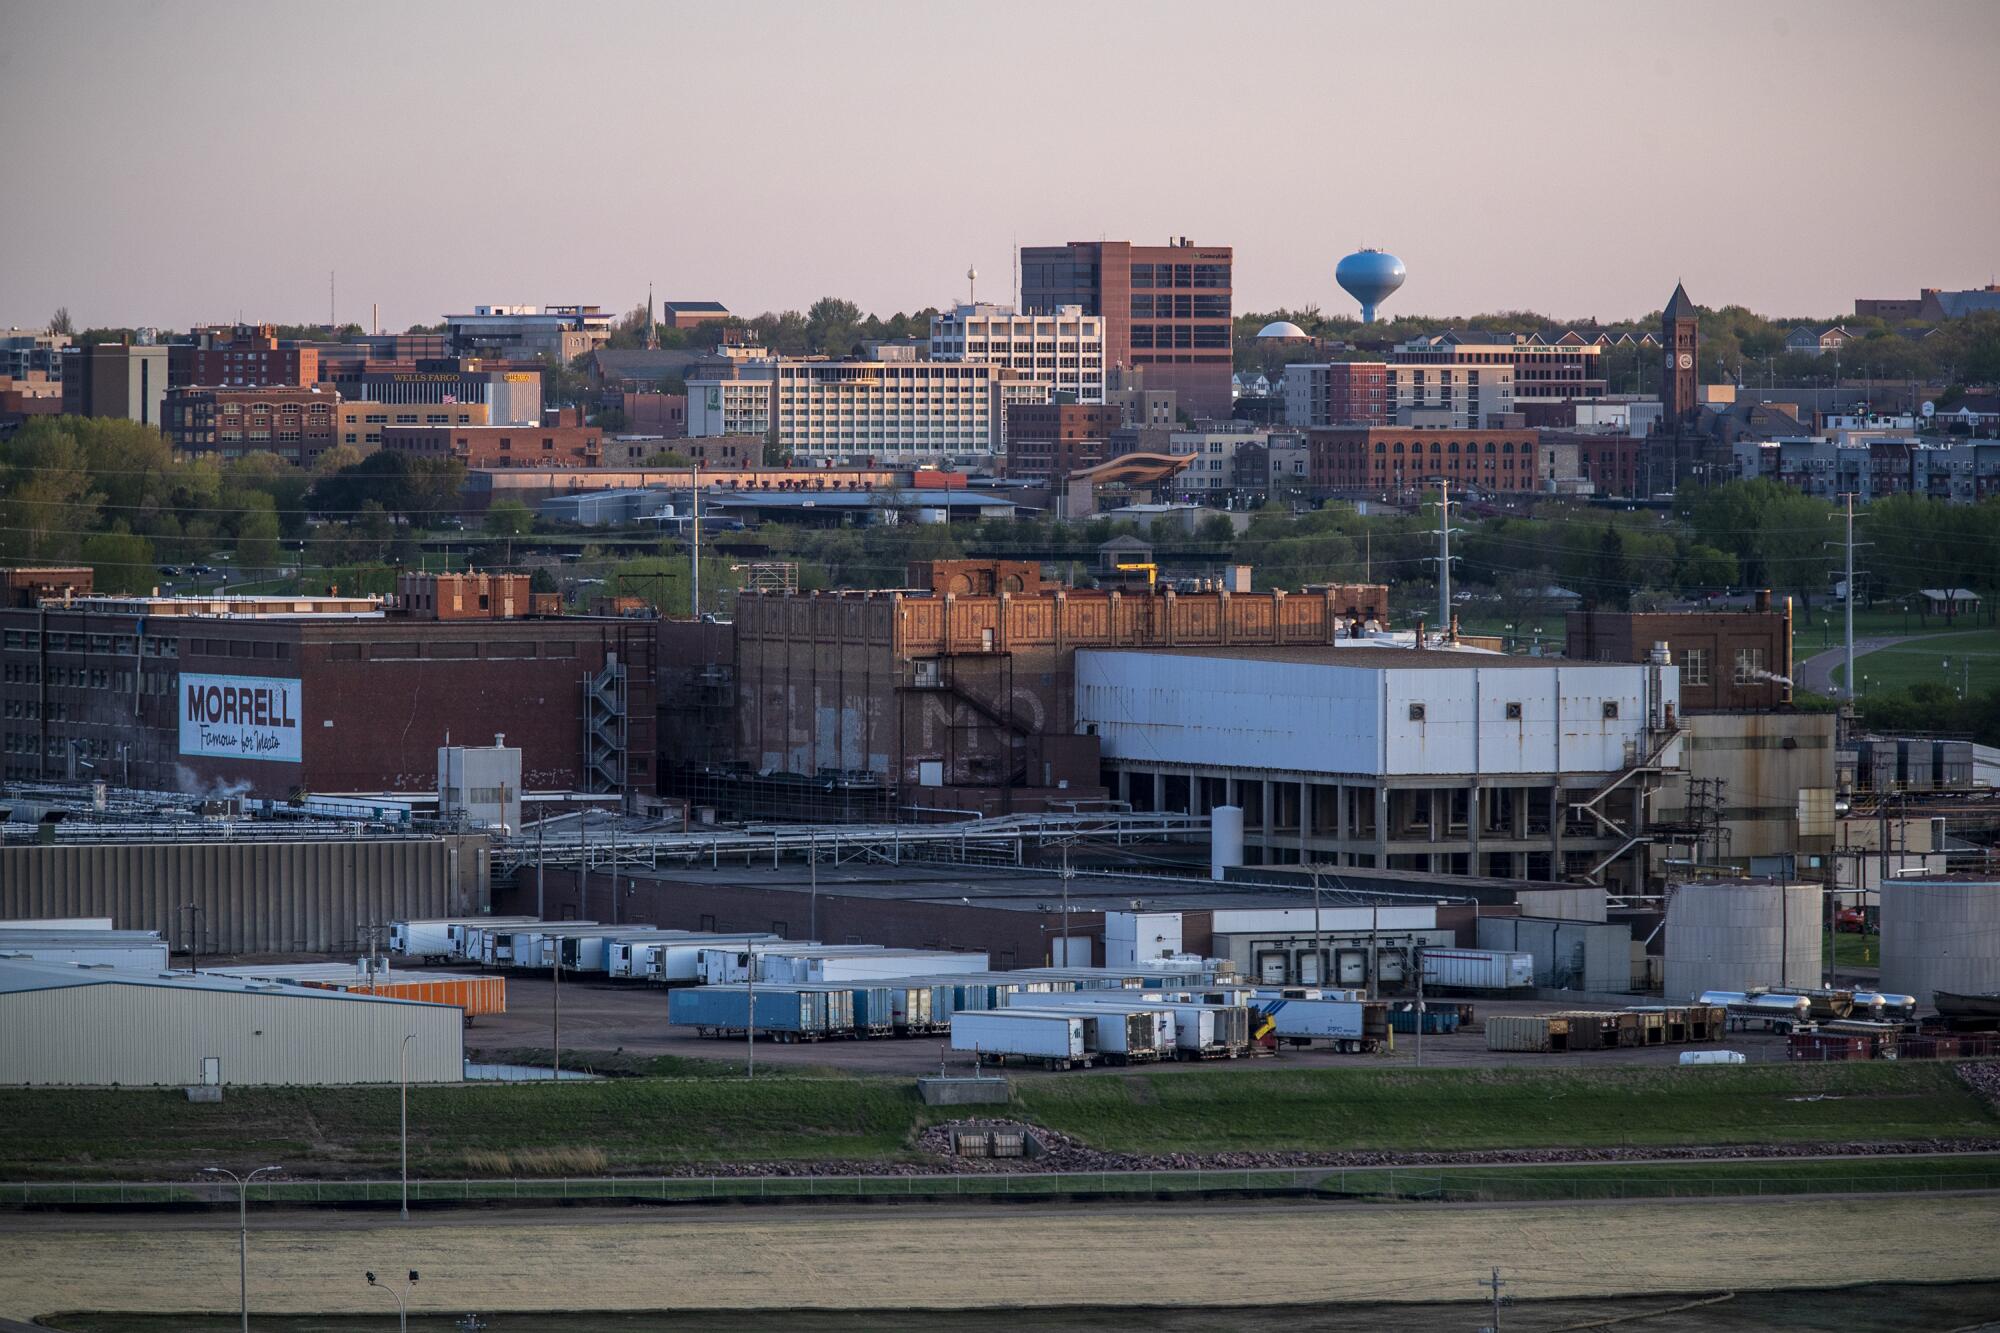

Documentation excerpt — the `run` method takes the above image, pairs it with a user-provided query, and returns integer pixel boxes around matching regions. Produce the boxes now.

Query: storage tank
[1879,876,2000,1012]
[1210,805,1244,880]
[1665,881,1821,1000]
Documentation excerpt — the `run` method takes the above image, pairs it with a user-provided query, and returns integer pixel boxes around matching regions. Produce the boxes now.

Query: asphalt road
[1794,633,1928,694]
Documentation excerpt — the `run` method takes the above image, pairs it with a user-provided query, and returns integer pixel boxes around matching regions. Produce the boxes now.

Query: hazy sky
[4,0,1997,332]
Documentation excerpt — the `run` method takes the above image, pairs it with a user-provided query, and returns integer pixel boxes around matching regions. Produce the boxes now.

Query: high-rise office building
[1019,237,1232,420]
[929,304,1105,403]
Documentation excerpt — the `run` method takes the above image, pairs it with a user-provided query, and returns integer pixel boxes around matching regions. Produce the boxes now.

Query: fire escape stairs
[1567,724,1686,884]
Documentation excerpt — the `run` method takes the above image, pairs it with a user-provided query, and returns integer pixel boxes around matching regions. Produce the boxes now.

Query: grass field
[1011,1062,1997,1153]
[1825,929,1882,968]
[2,1062,1994,1182]
[1829,626,2000,694]
[9,1198,2000,1321]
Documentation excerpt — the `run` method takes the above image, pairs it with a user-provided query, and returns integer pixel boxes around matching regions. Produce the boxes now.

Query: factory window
[1408,703,1426,721]
[1682,647,1710,686]
[371,642,421,659]
[1733,647,1766,685]
[542,641,575,658]
[328,643,361,661]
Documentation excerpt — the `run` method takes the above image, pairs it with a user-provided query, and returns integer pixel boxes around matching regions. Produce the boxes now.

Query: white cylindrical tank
[1210,805,1244,881]
[1879,877,2000,1011]
[1665,881,1821,1000]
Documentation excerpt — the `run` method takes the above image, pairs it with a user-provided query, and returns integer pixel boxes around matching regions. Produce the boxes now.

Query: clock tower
[1661,281,1699,430]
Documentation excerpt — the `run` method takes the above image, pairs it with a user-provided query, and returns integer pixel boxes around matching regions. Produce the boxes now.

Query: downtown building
[162,385,339,463]
[1390,331,1603,424]
[1283,362,1390,429]
[929,303,1106,403]
[687,346,1045,468]
[1020,238,1233,420]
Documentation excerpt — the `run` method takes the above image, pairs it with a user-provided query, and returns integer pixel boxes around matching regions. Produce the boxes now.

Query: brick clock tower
[1661,281,1699,430]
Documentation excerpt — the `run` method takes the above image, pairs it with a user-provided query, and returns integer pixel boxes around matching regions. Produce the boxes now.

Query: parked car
[1835,907,1868,933]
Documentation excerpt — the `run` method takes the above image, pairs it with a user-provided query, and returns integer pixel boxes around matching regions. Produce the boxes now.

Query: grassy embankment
[0,1061,1994,1181]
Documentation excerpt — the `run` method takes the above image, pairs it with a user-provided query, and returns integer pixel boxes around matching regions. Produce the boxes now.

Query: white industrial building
[930,303,1105,403]
[0,960,464,1087]
[1076,644,1681,889]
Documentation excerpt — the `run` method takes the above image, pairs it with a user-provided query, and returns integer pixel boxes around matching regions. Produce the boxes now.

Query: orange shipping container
[302,974,506,1018]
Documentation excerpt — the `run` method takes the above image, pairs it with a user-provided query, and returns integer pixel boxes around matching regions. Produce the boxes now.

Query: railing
[3,1163,1995,1209]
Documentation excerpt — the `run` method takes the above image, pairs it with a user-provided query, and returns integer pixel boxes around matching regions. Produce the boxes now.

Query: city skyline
[3,0,1999,332]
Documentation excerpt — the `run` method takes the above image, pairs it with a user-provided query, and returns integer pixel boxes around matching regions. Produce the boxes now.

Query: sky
[3,0,1998,333]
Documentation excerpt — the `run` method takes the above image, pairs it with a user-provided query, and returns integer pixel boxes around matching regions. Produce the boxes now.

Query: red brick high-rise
[1020,238,1232,420]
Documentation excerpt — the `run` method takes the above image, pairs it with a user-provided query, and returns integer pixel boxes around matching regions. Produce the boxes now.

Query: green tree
[485,499,535,537]
[49,307,74,337]
[805,297,864,356]
[643,449,695,468]
[78,530,155,594]
[234,495,281,570]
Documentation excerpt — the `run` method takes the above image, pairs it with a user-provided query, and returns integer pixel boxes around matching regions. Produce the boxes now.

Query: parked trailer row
[997,990,1252,1060]
[1251,994,1391,1052]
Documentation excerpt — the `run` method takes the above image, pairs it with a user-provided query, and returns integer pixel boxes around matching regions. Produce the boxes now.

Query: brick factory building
[658,559,1388,820]
[380,421,603,468]
[1004,403,1123,482]
[1308,426,1543,495]
[0,571,655,800]
[1565,599,1793,713]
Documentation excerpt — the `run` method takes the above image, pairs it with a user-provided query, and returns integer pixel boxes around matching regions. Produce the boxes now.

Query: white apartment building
[930,303,1105,403]
[1385,363,1515,429]
[688,351,1047,466]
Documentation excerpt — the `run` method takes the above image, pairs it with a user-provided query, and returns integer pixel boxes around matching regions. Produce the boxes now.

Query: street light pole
[203,1164,280,1333]
[365,1271,418,1333]
[399,1033,415,1222]
[809,832,818,942]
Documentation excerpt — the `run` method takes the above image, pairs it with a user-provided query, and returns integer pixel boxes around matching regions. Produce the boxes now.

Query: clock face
[1677,352,1694,370]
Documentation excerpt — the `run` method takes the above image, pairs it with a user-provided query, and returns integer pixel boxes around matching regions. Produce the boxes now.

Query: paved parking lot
[461,973,1798,1076]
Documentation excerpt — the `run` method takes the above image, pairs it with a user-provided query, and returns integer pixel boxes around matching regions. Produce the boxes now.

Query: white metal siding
[0,984,463,1086]
[1077,652,1673,777]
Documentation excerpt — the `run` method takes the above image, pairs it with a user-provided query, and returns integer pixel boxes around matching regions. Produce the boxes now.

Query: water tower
[1336,249,1406,323]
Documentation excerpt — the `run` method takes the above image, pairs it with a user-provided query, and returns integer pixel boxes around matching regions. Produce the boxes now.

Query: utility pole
[746,934,757,1080]
[1311,864,1323,986]
[1059,838,1075,966]
[1414,948,1425,1067]
[689,462,702,621]
[1430,479,1458,642]
[535,819,545,920]
[809,832,819,941]
[551,949,561,1082]
[1479,1266,1507,1331]
[1367,899,1379,999]
[1829,493,1869,702]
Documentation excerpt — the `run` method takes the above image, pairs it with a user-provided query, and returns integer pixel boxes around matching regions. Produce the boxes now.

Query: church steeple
[644,281,658,350]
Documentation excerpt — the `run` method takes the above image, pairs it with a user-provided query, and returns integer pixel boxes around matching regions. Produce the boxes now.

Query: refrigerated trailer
[667,984,856,1040]
[390,917,539,965]
[1254,995,1392,1051]
[951,1009,1095,1069]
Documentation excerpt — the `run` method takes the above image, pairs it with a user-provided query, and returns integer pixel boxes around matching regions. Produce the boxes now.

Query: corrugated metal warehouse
[0,960,464,1086]
[0,834,491,954]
